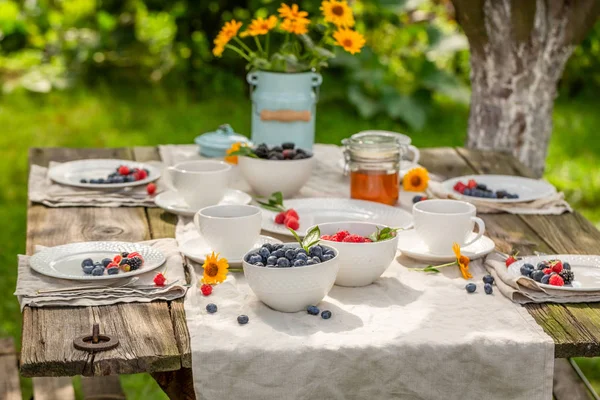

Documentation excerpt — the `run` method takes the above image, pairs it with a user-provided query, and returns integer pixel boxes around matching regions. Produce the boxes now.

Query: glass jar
[342,132,402,206]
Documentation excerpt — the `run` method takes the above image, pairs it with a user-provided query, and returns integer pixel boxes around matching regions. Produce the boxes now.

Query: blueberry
[82,264,95,274]
[272,249,285,258]
[102,258,112,268]
[321,253,334,262]
[285,249,296,260]
[80,179,87,183]
[522,263,535,270]
[272,244,283,250]
[281,142,295,150]
[82,258,94,268]
[114,177,125,183]
[125,176,135,182]
[237,315,249,324]
[254,262,265,267]
[295,248,308,256]
[321,310,332,319]
[311,256,321,264]
[412,195,423,203]
[563,262,571,270]
[463,188,472,196]
[206,303,217,313]
[277,257,290,268]
[476,183,487,191]
[482,275,494,285]
[537,262,547,270]
[94,262,104,269]
[520,265,533,277]
[271,146,283,153]
[541,274,551,285]
[249,254,263,265]
[293,259,307,267]
[258,247,270,259]
[465,283,476,293]
[97,178,105,184]
[531,270,545,282]
[309,245,323,258]
[484,283,493,294]
[295,253,308,262]
[307,305,320,315]
[107,268,119,275]
[266,256,277,265]
[91,266,104,276]
[307,259,316,265]
[262,243,273,252]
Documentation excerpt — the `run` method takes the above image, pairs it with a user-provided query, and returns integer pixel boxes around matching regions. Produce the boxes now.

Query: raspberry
[285,209,299,220]
[112,254,123,264]
[333,230,350,242]
[467,179,477,189]
[285,217,299,230]
[548,274,565,286]
[321,235,333,241]
[274,212,286,224]
[107,262,119,269]
[147,183,157,195]
[551,261,563,274]
[153,272,166,286]
[134,169,148,181]
[505,256,517,267]
[543,268,553,275]
[201,284,213,296]
[118,165,130,175]
[342,234,365,243]
[453,182,467,194]
[364,238,372,242]
[127,252,143,261]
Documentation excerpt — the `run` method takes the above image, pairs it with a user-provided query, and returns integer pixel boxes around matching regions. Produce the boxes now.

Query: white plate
[397,230,496,262]
[336,158,418,177]
[508,255,600,291]
[154,189,252,217]
[29,241,166,281]
[261,198,413,237]
[179,235,282,264]
[442,175,556,203]
[48,159,161,189]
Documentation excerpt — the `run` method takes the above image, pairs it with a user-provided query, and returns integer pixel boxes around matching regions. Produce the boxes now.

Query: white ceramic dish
[238,156,315,197]
[442,175,556,203]
[180,235,282,264]
[396,230,495,262]
[48,159,160,189]
[242,243,339,313]
[29,241,166,281]
[508,255,600,291]
[261,198,414,237]
[154,189,251,217]
[314,221,399,287]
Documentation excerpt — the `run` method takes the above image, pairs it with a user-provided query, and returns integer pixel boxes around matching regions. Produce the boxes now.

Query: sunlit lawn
[2,84,600,398]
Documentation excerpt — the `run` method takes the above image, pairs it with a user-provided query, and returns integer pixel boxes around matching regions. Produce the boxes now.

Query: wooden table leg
[152,368,196,400]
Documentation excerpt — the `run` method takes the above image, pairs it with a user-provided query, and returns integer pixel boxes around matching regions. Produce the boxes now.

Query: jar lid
[342,132,402,162]
[194,124,251,153]
[352,130,412,145]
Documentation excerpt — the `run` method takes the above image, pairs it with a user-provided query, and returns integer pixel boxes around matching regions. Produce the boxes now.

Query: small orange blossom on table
[201,252,230,285]
[410,242,472,279]
[403,167,430,192]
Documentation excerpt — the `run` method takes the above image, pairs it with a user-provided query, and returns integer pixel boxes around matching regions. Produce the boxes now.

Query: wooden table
[20,146,600,399]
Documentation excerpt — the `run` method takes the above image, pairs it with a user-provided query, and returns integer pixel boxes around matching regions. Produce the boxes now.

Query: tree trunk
[452,0,600,177]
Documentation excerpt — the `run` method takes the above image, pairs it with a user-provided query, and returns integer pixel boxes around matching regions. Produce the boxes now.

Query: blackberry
[128,256,143,270]
[281,142,295,150]
[559,270,575,284]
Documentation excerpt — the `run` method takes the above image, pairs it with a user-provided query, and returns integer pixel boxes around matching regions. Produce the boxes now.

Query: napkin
[15,238,188,309]
[29,162,165,207]
[427,180,572,215]
[485,253,600,303]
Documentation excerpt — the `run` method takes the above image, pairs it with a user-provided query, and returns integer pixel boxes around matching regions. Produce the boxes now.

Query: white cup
[413,199,485,254]
[166,160,231,210]
[194,204,262,259]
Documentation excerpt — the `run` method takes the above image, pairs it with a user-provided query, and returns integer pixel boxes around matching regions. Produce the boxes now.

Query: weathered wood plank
[170,299,192,368]
[553,359,595,400]
[81,375,125,400]
[32,377,76,400]
[420,147,475,179]
[0,338,22,400]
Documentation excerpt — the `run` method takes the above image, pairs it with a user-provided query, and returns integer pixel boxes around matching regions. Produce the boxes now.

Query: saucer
[179,235,283,264]
[397,230,496,262]
[154,189,252,217]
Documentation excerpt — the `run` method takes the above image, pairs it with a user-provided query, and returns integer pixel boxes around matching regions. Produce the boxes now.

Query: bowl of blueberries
[242,242,339,313]
[238,142,315,197]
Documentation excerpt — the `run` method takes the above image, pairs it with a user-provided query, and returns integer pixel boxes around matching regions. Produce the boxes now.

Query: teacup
[413,199,485,254]
[194,204,262,259]
[166,160,231,210]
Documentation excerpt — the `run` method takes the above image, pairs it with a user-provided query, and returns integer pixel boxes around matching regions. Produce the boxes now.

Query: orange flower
[402,166,429,192]
[224,142,244,164]
[242,15,278,37]
[453,243,472,279]
[201,252,229,285]
[213,19,242,57]
[281,18,310,35]
[278,3,309,21]
[321,0,355,27]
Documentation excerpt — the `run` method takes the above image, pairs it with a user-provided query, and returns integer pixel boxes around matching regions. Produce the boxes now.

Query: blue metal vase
[247,71,322,150]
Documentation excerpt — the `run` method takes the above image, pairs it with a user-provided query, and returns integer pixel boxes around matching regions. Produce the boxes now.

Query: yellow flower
[402,166,429,192]
[281,18,310,35]
[224,142,244,164]
[213,19,242,56]
[278,3,309,21]
[321,0,355,27]
[333,28,365,54]
[201,252,229,285]
[453,243,472,279]
[242,15,278,37]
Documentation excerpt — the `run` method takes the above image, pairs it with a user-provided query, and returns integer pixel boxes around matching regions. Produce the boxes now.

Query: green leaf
[348,85,381,119]
[288,227,303,246]
[423,266,441,273]
[255,201,283,212]
[228,146,257,158]
[255,191,286,212]
[384,94,426,131]
[302,226,320,250]
[272,191,283,206]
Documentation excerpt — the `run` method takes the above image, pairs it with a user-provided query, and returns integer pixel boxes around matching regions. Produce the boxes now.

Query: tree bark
[452,0,600,177]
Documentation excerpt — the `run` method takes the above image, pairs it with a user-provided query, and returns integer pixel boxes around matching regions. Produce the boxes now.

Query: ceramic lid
[195,124,250,151]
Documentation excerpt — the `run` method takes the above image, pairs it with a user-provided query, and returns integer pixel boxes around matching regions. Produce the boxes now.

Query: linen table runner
[29,162,164,207]
[485,253,600,303]
[15,238,188,309]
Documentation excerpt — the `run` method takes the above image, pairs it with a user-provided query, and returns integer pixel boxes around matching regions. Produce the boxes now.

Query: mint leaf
[371,227,402,242]
[302,226,320,251]
[289,228,303,245]
[228,146,258,158]
[255,191,285,212]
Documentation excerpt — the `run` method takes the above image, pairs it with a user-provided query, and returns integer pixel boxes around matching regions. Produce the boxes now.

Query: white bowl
[238,156,315,197]
[242,243,339,312]
[313,222,399,287]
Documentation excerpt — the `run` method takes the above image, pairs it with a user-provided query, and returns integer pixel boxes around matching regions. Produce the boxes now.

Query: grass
[1,84,600,398]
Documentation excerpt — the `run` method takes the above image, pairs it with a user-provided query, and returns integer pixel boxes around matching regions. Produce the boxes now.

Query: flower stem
[233,37,253,54]
[265,33,270,58]
[225,44,251,61]
[254,36,264,55]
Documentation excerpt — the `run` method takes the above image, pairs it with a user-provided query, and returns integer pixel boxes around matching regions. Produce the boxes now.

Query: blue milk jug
[247,71,322,150]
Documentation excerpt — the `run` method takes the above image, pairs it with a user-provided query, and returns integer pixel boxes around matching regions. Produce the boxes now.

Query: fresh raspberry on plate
[333,230,350,242]
[549,274,565,286]
[274,212,286,224]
